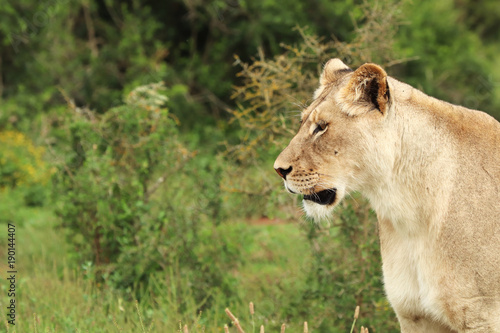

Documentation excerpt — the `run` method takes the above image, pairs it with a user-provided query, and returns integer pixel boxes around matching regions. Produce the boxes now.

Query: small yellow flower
[0,130,53,189]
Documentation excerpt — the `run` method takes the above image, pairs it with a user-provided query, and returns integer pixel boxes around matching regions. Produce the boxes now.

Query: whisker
[344,191,359,206]
[314,180,336,189]
[314,182,332,189]
[316,172,337,180]
[284,93,310,109]
[283,112,302,117]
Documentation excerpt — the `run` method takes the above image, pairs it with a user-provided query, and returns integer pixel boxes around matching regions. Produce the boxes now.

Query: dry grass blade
[354,305,360,319]
[280,323,286,333]
[249,302,255,333]
[260,325,264,333]
[303,322,308,333]
[33,313,38,333]
[349,306,360,333]
[224,324,229,333]
[146,320,154,333]
[225,308,246,333]
[183,324,189,333]
[112,315,123,332]
[135,300,146,333]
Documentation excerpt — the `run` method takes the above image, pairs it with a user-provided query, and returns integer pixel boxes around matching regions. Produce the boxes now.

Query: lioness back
[274,59,500,333]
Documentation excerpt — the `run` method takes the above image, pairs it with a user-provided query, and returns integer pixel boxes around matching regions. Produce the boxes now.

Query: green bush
[393,0,500,118]
[53,82,181,264]
[52,83,242,308]
[0,130,53,207]
[0,130,52,188]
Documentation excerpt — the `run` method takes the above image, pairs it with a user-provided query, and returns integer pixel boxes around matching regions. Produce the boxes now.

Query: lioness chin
[274,59,500,333]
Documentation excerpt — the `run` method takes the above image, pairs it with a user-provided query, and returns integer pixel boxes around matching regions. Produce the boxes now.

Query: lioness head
[274,59,392,220]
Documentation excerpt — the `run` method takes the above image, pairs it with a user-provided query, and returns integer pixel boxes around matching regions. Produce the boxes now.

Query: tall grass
[0,200,375,332]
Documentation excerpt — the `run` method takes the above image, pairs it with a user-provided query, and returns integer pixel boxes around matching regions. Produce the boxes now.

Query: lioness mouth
[303,189,336,205]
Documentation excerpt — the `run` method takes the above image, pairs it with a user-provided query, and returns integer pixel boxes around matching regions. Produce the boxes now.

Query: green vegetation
[1,0,499,332]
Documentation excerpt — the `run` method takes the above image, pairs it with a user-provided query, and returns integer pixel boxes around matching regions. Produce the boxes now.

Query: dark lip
[303,188,337,205]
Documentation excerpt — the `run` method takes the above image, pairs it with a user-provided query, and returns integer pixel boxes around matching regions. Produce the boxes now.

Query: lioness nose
[275,166,292,180]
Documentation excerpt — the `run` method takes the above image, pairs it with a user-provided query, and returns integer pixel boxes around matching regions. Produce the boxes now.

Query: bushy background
[1,0,499,332]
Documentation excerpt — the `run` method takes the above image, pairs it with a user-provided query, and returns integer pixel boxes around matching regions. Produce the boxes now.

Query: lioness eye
[313,121,327,135]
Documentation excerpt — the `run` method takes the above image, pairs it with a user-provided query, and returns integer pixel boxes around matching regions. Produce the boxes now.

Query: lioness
[274,59,500,332]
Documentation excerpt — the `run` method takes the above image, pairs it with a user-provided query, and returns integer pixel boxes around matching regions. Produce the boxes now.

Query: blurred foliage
[455,0,500,42]
[53,82,186,266]
[392,0,500,115]
[1,0,500,331]
[0,0,169,130]
[0,130,53,206]
[0,130,52,188]
[52,83,242,308]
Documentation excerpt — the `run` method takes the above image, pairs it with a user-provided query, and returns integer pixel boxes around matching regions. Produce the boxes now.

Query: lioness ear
[314,58,353,99]
[319,58,352,86]
[339,63,390,115]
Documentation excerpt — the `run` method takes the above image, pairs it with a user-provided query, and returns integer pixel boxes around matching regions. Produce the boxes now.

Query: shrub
[0,130,53,206]
[53,82,184,264]
[52,82,243,307]
[0,130,51,188]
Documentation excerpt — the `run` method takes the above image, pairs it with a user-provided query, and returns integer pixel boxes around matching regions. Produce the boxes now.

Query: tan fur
[274,59,500,332]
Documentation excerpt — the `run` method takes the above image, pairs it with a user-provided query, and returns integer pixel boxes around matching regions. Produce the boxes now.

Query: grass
[0,188,304,332]
[222,304,370,333]
[0,187,379,332]
[237,223,310,304]
[4,224,312,332]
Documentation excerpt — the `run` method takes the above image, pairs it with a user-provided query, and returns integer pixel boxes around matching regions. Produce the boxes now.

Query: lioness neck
[363,79,494,236]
